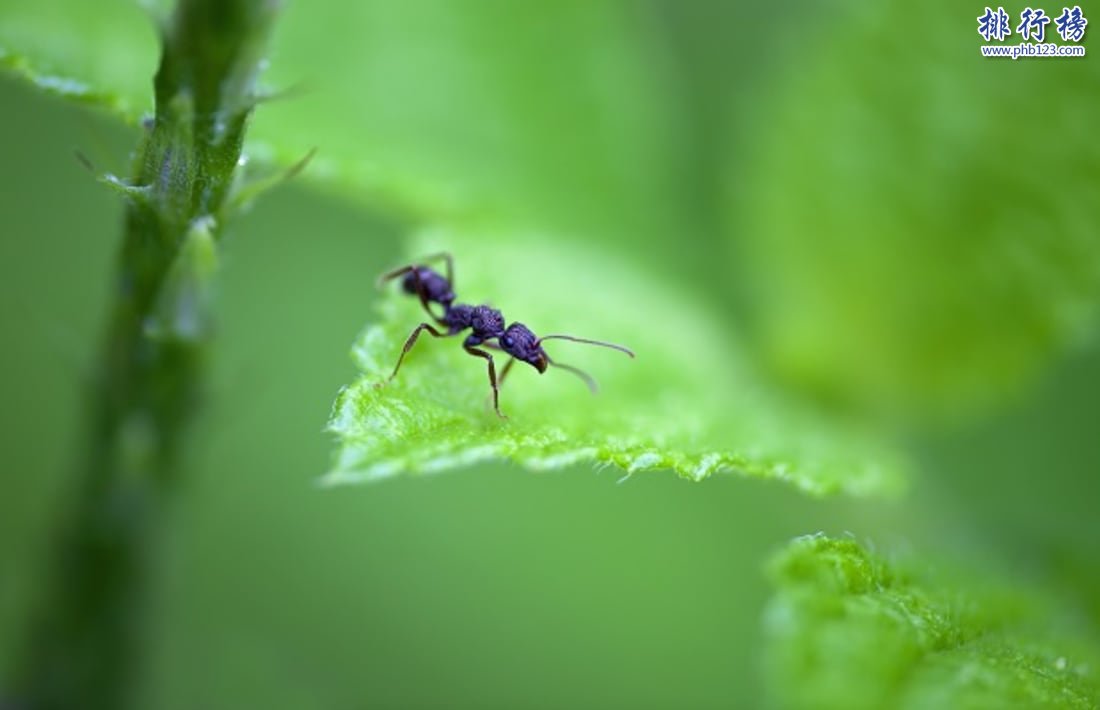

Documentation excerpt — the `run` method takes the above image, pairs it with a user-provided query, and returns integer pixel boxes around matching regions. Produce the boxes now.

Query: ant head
[499,323,548,373]
[500,324,635,392]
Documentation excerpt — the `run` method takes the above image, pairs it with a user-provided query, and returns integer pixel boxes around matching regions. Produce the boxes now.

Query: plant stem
[16,2,277,708]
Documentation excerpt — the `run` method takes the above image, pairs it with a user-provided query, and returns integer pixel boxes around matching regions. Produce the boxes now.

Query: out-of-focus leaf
[1,2,683,251]
[765,534,1100,710]
[261,3,682,239]
[0,1,158,119]
[728,2,1100,420]
[325,231,906,497]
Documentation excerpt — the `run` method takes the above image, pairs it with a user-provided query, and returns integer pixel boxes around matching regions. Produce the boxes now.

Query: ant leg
[464,346,506,418]
[497,357,516,389]
[421,251,454,289]
[481,341,514,387]
[376,264,416,287]
[382,323,449,384]
[377,252,454,288]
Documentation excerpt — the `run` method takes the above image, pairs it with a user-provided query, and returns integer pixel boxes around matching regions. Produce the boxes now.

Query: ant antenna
[547,357,599,393]
[536,335,635,358]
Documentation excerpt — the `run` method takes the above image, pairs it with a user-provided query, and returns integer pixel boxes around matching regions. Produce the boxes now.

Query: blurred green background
[1,1,1098,707]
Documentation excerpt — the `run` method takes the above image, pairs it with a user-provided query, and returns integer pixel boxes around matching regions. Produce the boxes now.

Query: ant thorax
[469,305,505,338]
[442,303,475,334]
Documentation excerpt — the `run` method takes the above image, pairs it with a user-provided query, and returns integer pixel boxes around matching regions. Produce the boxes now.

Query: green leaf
[765,535,1100,710]
[728,2,1100,420]
[325,232,906,497]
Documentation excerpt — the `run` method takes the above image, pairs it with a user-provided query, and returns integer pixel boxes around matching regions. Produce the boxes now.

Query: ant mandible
[376,252,635,418]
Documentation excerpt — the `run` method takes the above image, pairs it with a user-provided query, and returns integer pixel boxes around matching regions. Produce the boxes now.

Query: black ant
[376,252,634,418]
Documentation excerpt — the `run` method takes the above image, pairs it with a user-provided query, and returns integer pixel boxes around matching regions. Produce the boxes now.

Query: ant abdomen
[401,267,454,307]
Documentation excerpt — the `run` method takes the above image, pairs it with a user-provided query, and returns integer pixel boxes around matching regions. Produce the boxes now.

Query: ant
[376,252,634,418]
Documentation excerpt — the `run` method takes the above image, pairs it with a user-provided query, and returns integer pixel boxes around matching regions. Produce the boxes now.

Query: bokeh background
[1,2,1098,707]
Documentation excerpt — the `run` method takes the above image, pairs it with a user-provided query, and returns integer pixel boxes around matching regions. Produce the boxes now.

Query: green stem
[16,2,278,708]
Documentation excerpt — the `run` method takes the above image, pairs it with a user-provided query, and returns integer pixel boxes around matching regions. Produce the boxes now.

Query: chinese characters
[978,5,1088,42]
